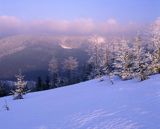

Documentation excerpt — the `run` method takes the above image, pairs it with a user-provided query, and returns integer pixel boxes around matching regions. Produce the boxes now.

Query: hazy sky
[0,0,159,23]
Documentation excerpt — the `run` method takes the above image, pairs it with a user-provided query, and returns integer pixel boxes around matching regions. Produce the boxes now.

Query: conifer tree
[88,35,106,78]
[112,39,133,80]
[132,35,150,81]
[48,57,59,88]
[36,76,43,91]
[0,83,7,97]
[150,18,160,73]
[63,56,78,84]
[11,71,27,99]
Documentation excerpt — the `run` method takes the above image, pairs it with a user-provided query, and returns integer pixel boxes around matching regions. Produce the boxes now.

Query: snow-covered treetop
[64,56,78,71]
[15,71,27,88]
[48,57,59,73]
[89,35,105,45]
[151,18,160,48]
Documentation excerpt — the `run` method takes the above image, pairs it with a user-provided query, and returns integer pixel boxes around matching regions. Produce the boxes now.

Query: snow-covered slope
[0,75,160,129]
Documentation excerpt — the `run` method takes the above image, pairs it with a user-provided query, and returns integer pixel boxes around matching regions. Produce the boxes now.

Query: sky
[0,0,159,36]
[0,0,159,22]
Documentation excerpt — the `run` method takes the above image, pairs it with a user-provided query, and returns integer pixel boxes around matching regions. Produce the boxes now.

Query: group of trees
[88,18,160,81]
[36,56,79,91]
[0,56,85,99]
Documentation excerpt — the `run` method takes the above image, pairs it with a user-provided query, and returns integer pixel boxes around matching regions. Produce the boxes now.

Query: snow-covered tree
[63,56,78,84]
[150,18,160,73]
[64,56,78,71]
[48,57,59,88]
[87,35,106,78]
[112,39,133,80]
[132,35,150,81]
[11,71,27,99]
[100,39,117,83]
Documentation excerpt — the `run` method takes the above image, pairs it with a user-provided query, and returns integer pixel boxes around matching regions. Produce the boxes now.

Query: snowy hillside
[0,75,160,129]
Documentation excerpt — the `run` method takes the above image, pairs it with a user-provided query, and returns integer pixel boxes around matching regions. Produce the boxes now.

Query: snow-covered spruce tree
[11,71,27,100]
[150,18,160,74]
[112,39,133,80]
[48,57,59,88]
[63,56,78,84]
[132,35,150,81]
[100,39,116,83]
[87,35,106,79]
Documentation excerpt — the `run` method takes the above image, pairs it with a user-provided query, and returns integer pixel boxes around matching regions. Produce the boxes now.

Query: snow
[0,75,160,129]
[60,44,73,49]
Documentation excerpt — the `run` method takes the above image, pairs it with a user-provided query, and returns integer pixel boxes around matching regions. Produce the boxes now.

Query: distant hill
[0,34,89,80]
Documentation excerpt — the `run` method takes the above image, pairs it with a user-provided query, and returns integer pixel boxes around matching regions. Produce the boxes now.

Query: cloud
[106,18,118,25]
[0,16,23,36]
[0,16,22,29]
[0,16,146,37]
[29,18,95,34]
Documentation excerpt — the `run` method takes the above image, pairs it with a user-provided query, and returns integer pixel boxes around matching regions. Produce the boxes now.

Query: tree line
[87,18,160,82]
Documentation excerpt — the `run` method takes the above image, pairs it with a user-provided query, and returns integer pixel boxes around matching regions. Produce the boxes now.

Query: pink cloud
[0,15,148,36]
[0,16,22,30]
